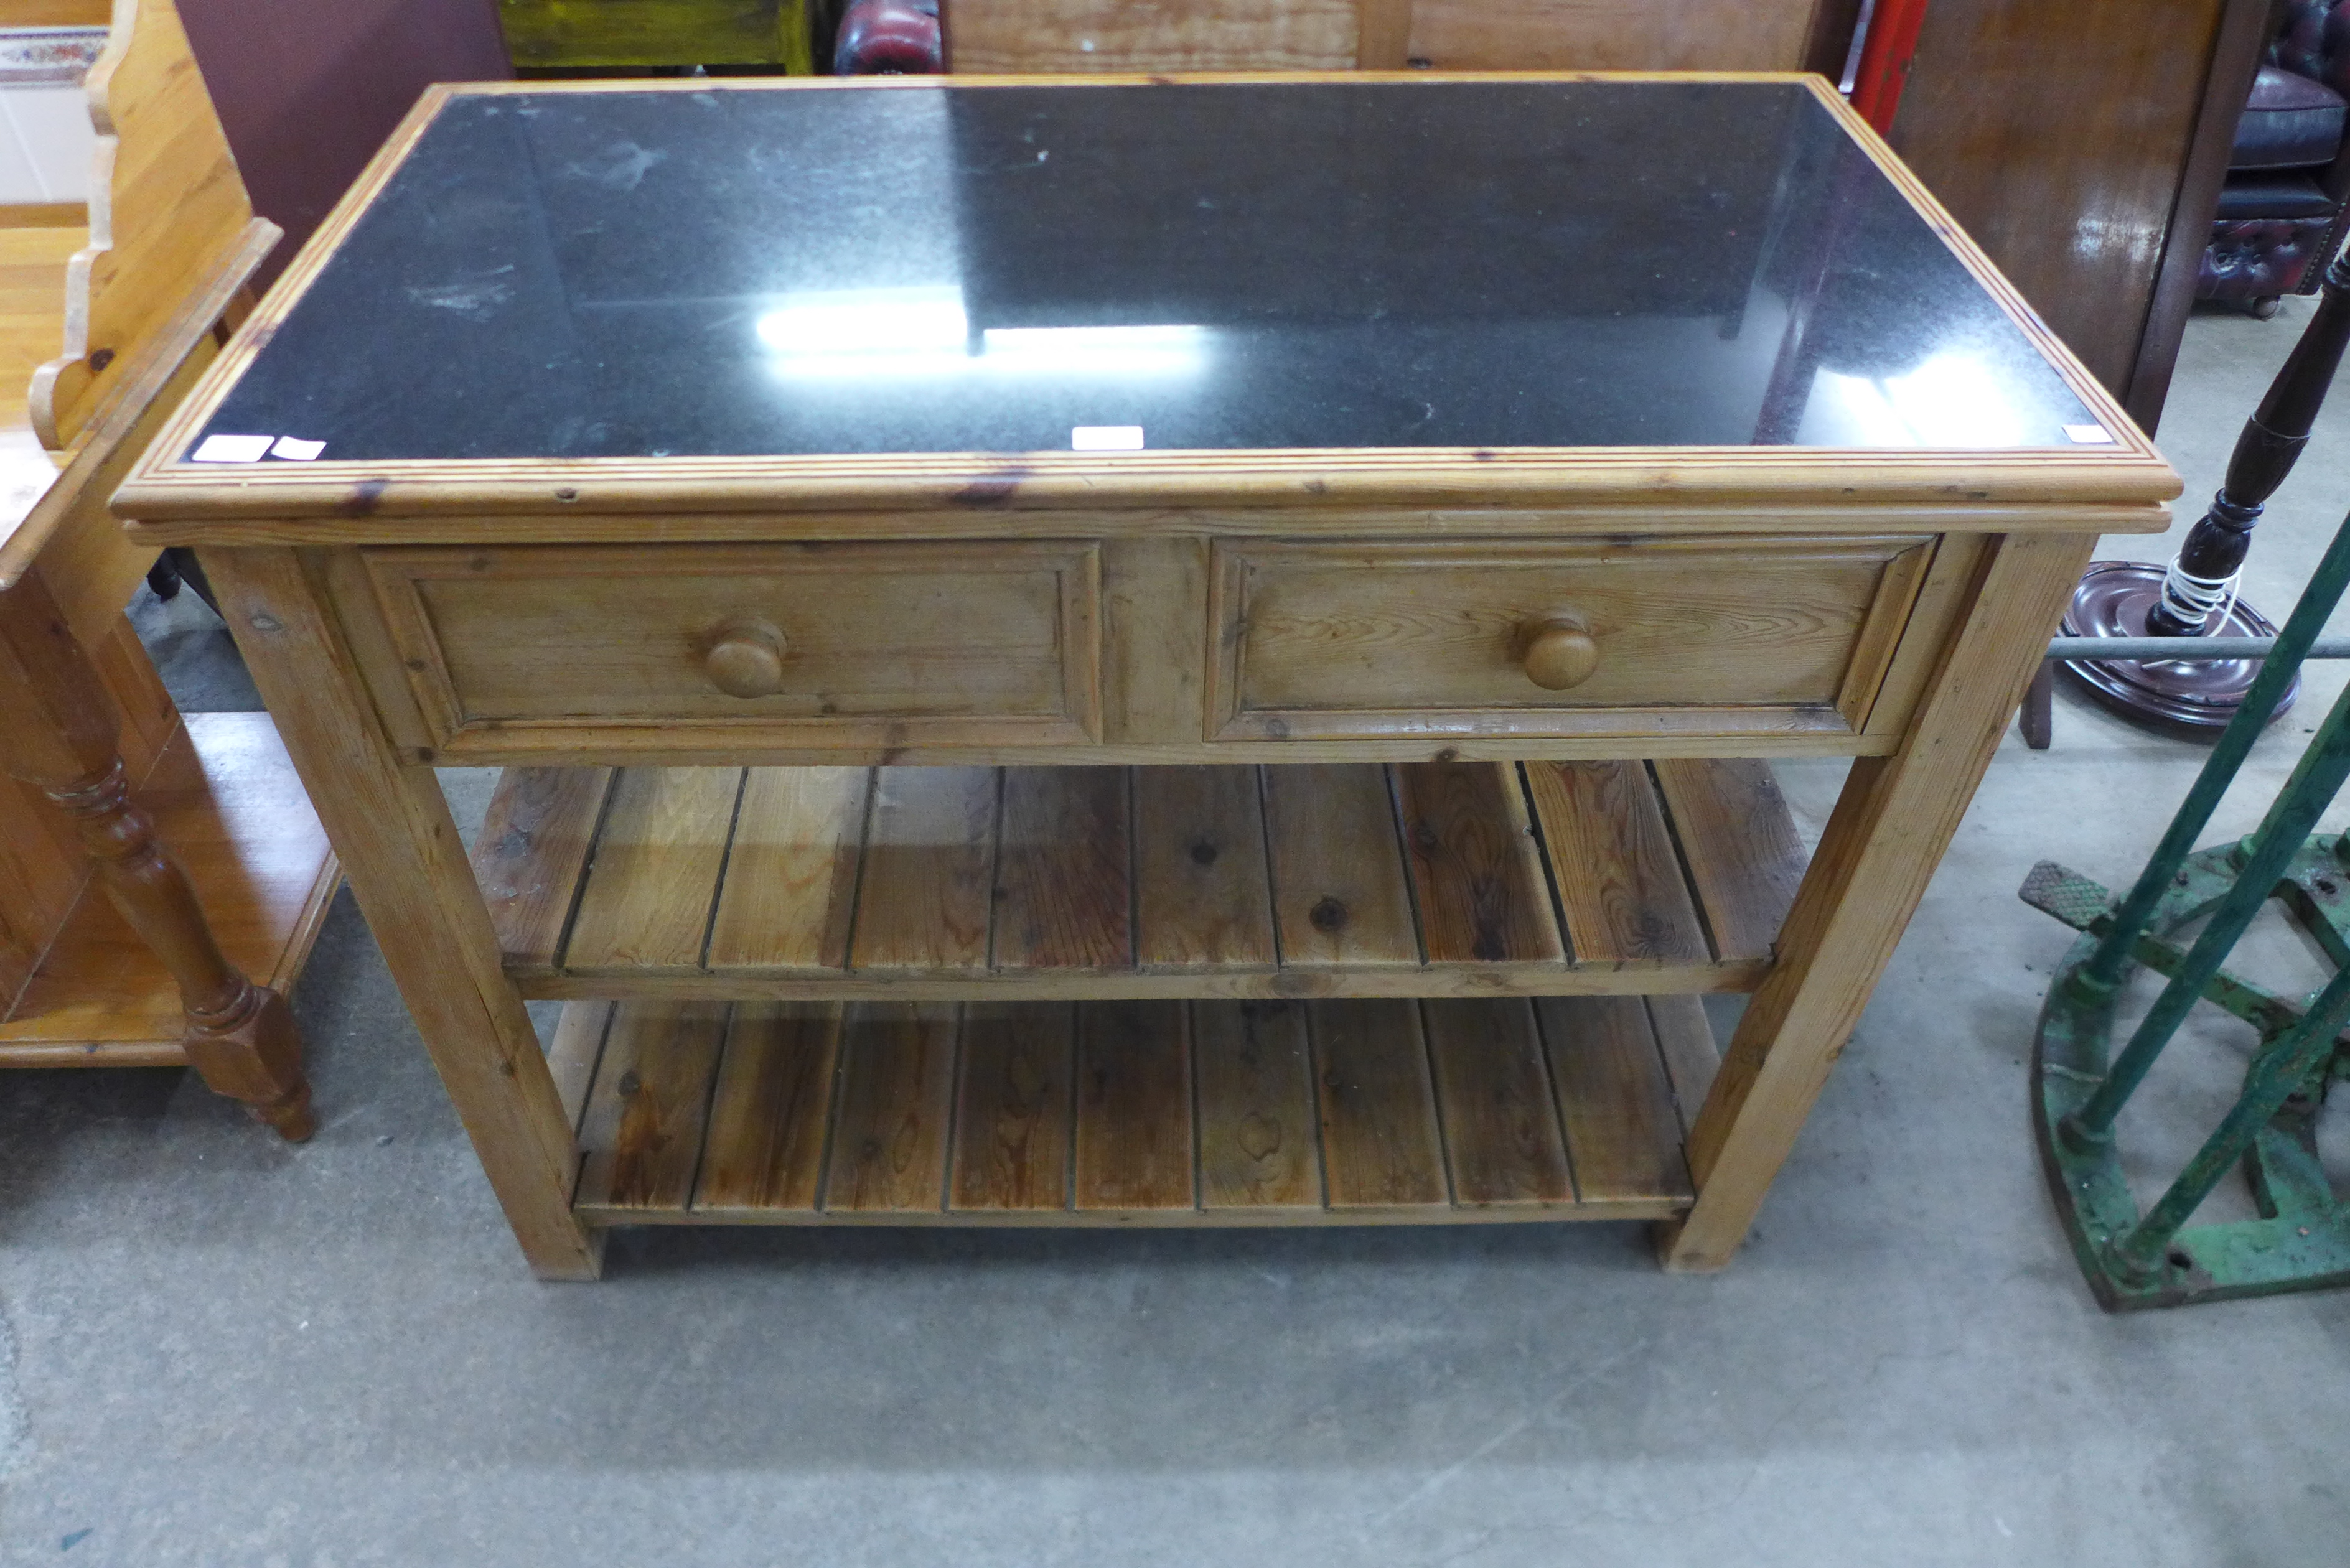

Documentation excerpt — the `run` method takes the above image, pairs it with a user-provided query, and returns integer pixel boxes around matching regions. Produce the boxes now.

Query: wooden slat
[1072,1000,1194,1210]
[1311,998,1447,1208]
[543,1000,614,1136]
[1193,1000,1320,1210]
[1133,765,1277,969]
[574,1000,729,1213]
[1525,760,1707,967]
[512,964,1760,1006]
[1395,762,1565,964]
[705,766,870,973]
[1645,994,1722,1138]
[823,1001,957,1212]
[1262,764,1419,968]
[577,997,1699,1228]
[1538,996,1694,1204]
[1406,0,1816,72]
[948,1001,1075,1212]
[849,767,998,973]
[469,757,1808,1003]
[943,0,1358,72]
[1423,999,1573,1206]
[993,767,1133,970]
[563,767,742,973]
[472,767,611,974]
[692,1002,842,1214]
[1654,758,1807,964]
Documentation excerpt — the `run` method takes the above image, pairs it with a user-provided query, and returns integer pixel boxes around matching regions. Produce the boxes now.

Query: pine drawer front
[364,541,1103,753]
[1208,535,1939,744]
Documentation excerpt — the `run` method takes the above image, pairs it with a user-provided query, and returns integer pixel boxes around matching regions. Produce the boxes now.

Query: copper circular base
[2059,561,2298,732]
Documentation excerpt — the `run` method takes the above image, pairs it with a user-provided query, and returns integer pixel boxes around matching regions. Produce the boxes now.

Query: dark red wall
[176,0,512,288]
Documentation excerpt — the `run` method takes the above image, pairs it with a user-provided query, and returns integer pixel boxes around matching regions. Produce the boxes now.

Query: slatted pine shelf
[472,760,1807,1001]
[549,992,1721,1226]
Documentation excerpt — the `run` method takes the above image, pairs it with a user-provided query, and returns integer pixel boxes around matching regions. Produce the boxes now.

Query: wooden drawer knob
[705,618,788,698]
[1519,617,1599,691]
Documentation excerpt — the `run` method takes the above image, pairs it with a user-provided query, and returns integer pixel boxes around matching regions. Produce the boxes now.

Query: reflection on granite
[196,80,2099,461]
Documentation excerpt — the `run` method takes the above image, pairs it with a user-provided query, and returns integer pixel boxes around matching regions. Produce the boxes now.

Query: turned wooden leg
[2063,251,2350,730]
[0,566,313,1139]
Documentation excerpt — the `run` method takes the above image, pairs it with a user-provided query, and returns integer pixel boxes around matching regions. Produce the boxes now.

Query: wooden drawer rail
[471,759,1809,1001]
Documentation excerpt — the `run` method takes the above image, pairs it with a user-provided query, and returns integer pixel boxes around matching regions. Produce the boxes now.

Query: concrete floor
[9,301,2350,1567]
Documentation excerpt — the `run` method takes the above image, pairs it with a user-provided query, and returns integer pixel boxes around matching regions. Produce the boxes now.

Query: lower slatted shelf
[550,994,1720,1226]
[475,760,1807,1001]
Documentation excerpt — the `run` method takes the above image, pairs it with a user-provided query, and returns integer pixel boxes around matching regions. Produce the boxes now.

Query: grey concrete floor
[9,302,2350,1566]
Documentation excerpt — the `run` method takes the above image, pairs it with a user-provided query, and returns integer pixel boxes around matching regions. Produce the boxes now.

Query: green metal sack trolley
[2025,252,2350,1310]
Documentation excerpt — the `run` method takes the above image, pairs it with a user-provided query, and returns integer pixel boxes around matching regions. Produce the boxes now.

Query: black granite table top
[186,78,2107,465]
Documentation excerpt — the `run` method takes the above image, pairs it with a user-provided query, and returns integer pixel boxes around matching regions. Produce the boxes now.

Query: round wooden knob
[1519,617,1599,691]
[704,618,787,699]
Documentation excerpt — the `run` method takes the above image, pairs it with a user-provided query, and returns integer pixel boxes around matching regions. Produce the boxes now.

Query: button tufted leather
[2216,172,2338,218]
[2201,2,2350,308]
[2271,0,2350,99]
[2201,216,2337,300]
[2232,66,2348,169]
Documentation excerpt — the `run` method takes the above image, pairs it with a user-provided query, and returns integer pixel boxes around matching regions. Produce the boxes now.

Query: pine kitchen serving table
[112,72,2178,1279]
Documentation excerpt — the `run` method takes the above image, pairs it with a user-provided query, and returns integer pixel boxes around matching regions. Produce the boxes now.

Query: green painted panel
[500,0,813,71]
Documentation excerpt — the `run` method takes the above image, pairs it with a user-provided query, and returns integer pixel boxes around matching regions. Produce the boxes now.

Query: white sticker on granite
[190,434,274,464]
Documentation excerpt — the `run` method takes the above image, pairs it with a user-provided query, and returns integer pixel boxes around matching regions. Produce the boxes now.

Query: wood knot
[1309,896,1347,933]
[1189,840,1219,867]
[1236,1113,1282,1162]
[340,478,389,516]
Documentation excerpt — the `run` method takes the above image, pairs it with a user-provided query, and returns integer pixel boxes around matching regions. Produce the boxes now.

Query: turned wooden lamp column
[2058,248,2350,732]
[0,569,312,1139]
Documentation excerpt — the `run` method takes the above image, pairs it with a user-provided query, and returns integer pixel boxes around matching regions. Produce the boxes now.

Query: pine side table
[114,73,2178,1279]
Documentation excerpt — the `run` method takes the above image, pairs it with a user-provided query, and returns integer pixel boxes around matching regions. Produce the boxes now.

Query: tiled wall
[0,27,104,204]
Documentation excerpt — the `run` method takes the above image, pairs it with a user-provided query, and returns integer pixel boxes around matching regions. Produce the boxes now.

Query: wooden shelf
[552,992,1721,1226]
[0,712,342,1065]
[474,759,1807,1002]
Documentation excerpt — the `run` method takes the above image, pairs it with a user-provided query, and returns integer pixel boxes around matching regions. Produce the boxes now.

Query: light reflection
[756,287,1208,380]
[755,285,968,357]
[980,324,1207,375]
[1812,352,2029,447]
